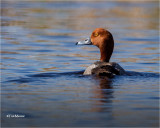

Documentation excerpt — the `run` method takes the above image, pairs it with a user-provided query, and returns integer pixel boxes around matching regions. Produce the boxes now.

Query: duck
[76,28,126,77]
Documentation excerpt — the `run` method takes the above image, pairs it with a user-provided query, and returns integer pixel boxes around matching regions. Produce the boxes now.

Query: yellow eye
[94,32,99,37]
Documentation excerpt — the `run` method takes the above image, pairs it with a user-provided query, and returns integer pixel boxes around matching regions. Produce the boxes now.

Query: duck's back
[84,61,126,77]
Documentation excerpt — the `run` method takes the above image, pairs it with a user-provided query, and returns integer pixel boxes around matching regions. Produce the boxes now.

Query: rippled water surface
[1,1,159,127]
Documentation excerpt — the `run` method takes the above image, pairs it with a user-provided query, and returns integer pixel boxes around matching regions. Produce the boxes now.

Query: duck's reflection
[98,77,113,89]
[90,76,114,112]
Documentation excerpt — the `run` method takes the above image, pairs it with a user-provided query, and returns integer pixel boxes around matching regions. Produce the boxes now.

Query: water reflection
[91,77,113,113]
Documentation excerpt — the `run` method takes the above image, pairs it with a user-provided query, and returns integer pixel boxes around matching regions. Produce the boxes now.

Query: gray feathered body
[84,61,126,77]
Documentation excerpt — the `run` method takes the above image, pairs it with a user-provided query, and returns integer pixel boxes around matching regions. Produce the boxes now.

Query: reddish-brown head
[90,28,114,62]
[76,28,114,62]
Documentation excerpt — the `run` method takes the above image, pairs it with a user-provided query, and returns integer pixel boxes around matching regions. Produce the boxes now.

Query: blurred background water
[1,1,159,127]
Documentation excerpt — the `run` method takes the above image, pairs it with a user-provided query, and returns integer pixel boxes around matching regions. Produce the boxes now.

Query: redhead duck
[76,28,126,77]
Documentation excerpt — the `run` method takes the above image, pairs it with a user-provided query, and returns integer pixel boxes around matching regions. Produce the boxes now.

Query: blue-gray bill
[76,38,92,45]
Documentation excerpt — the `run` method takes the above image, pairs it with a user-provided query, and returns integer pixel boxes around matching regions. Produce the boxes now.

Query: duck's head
[76,28,114,62]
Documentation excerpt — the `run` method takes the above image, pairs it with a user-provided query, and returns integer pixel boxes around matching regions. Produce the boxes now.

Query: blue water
[1,1,159,127]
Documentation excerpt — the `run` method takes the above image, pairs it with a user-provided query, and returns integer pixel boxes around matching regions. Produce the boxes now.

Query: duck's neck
[100,49,110,62]
[100,40,114,62]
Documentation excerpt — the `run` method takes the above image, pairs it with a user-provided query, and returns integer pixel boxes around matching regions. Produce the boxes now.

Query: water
[1,1,159,127]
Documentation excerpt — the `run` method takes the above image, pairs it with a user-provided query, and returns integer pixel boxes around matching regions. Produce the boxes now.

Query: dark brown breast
[91,61,126,78]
